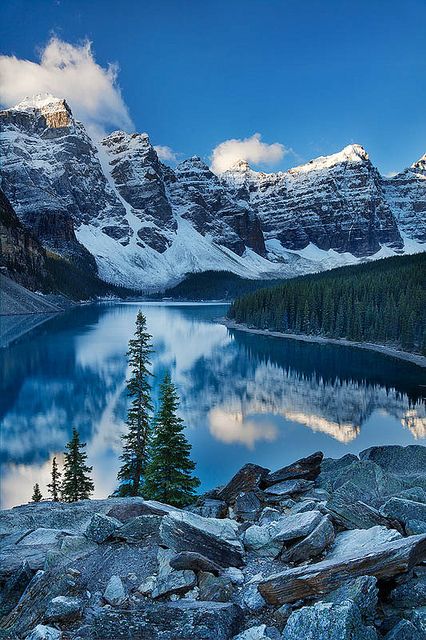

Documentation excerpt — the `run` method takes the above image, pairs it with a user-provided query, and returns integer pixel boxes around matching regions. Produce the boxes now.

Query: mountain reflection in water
[1,302,424,507]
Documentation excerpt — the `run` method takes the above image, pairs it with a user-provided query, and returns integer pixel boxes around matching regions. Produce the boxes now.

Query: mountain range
[0,93,425,293]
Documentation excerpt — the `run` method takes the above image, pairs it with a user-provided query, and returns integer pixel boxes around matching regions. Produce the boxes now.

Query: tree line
[228,253,426,354]
[31,311,200,507]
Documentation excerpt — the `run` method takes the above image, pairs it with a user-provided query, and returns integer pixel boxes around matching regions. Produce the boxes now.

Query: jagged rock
[217,464,270,504]
[263,452,323,487]
[272,604,293,631]
[137,575,156,596]
[222,567,245,585]
[398,488,426,504]
[259,508,282,525]
[240,580,268,612]
[232,624,268,639]
[328,460,404,504]
[189,499,228,519]
[103,575,126,606]
[0,560,33,615]
[258,533,426,605]
[360,445,426,485]
[281,600,378,640]
[324,576,378,622]
[27,625,62,640]
[409,608,426,634]
[170,551,222,576]
[106,499,178,521]
[86,601,244,639]
[328,526,402,560]
[389,574,426,609]
[385,619,425,640]
[318,455,360,491]
[198,571,234,602]
[280,515,334,563]
[264,479,314,497]
[115,515,162,543]
[160,510,244,568]
[85,513,122,543]
[59,534,97,556]
[243,510,323,557]
[289,499,321,514]
[234,492,262,522]
[44,595,84,623]
[151,548,197,598]
[406,520,426,535]
[381,497,426,531]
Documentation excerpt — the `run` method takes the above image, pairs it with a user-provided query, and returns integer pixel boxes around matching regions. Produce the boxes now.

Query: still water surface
[1,302,425,508]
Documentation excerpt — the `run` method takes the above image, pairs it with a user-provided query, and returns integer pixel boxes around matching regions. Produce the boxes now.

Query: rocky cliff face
[0,94,424,290]
[222,145,404,257]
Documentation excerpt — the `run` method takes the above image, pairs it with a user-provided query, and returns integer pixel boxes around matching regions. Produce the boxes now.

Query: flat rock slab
[170,551,222,576]
[216,464,270,504]
[244,510,323,557]
[263,452,323,487]
[83,601,244,639]
[280,515,335,563]
[258,533,426,605]
[107,499,178,522]
[115,515,162,543]
[264,479,314,497]
[381,497,426,529]
[328,526,402,561]
[160,511,244,568]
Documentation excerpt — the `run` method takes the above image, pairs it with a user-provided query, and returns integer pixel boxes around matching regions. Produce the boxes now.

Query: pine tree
[62,428,94,502]
[47,456,62,502]
[32,483,42,502]
[117,310,153,496]
[143,372,200,507]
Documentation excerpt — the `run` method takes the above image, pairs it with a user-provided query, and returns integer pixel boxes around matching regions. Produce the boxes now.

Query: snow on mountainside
[0,94,424,290]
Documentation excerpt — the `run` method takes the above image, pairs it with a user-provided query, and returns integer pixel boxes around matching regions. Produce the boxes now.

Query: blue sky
[1,0,425,174]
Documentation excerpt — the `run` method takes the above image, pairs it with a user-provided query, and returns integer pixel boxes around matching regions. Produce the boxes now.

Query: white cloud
[211,132,288,174]
[209,407,278,449]
[154,145,178,163]
[0,37,133,134]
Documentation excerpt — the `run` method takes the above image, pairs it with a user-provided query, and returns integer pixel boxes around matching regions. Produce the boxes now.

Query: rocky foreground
[1,446,426,640]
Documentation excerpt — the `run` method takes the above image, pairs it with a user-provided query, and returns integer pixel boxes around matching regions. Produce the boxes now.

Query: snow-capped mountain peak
[11,93,73,128]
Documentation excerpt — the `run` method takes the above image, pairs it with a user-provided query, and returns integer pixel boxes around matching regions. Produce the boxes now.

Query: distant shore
[220,318,426,369]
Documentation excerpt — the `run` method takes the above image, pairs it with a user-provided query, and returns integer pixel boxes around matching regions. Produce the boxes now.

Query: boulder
[222,567,244,585]
[198,571,234,602]
[232,625,268,639]
[381,497,426,531]
[240,580,267,612]
[290,499,321,514]
[170,551,222,576]
[115,515,162,543]
[327,483,404,531]
[85,513,121,543]
[409,608,426,634]
[189,499,228,519]
[243,510,323,557]
[280,515,334,563]
[137,575,156,596]
[318,454,359,490]
[26,625,62,640]
[234,491,262,522]
[259,508,282,525]
[406,520,426,535]
[264,479,314,497]
[258,533,426,605]
[329,460,404,503]
[282,601,377,640]
[103,575,126,606]
[0,560,33,615]
[328,526,402,560]
[87,601,244,640]
[160,511,244,568]
[324,576,378,622]
[152,548,197,598]
[360,445,426,489]
[389,575,426,609]
[263,451,323,487]
[107,499,178,521]
[217,464,270,504]
[385,619,425,640]
[44,595,84,623]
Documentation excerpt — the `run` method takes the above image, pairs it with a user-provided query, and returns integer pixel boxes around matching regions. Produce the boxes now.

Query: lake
[1,301,425,508]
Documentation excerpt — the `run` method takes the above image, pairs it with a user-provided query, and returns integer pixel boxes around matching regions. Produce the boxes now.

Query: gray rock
[290,499,320,514]
[217,464,270,504]
[360,445,426,490]
[326,482,403,531]
[328,526,402,561]
[259,508,282,525]
[116,514,162,543]
[222,567,245,585]
[170,551,222,576]
[406,519,426,535]
[152,548,197,598]
[106,498,178,521]
[160,510,244,568]
[280,515,334,563]
[85,513,122,543]
[385,619,425,640]
[27,625,62,640]
[319,454,359,490]
[329,460,404,502]
[17,528,69,546]
[45,595,83,623]
[232,625,268,639]
[409,607,426,634]
[137,575,156,596]
[189,499,228,518]
[263,451,323,487]
[282,600,378,640]
[0,560,33,615]
[397,487,426,504]
[87,600,244,639]
[324,576,378,622]
[381,497,426,531]
[243,510,323,557]
[272,604,293,631]
[240,580,267,612]
[234,491,262,522]
[198,571,234,602]
[389,575,426,609]
[264,479,314,497]
[103,575,126,606]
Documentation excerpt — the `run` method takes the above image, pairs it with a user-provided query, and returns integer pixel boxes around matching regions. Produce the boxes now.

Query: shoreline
[220,318,426,369]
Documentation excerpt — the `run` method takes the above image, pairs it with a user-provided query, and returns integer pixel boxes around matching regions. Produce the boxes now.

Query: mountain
[0,94,424,291]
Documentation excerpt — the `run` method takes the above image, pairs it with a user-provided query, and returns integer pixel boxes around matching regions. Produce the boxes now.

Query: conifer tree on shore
[32,483,42,502]
[143,372,200,507]
[62,428,94,502]
[117,311,153,496]
[47,456,62,502]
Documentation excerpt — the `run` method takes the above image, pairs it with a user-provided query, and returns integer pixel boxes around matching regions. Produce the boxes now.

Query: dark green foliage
[228,254,426,354]
[143,372,200,507]
[62,428,94,502]
[47,456,62,502]
[31,483,42,502]
[157,271,287,301]
[117,311,153,496]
